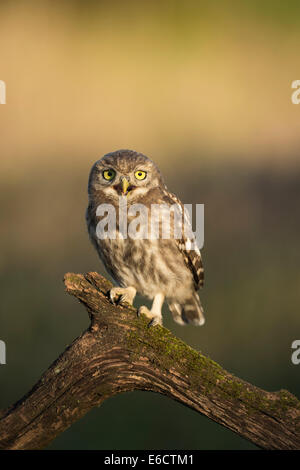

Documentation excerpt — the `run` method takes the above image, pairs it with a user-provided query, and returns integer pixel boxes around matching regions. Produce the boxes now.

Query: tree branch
[0,272,299,450]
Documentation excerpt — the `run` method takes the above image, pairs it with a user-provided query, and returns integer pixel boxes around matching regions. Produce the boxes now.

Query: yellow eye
[103,169,116,181]
[135,170,147,180]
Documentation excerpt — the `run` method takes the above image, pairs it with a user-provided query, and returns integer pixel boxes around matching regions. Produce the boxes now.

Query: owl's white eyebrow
[99,166,116,171]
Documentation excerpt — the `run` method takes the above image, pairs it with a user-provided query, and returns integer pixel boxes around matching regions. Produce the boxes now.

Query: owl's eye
[103,169,116,181]
[134,170,147,180]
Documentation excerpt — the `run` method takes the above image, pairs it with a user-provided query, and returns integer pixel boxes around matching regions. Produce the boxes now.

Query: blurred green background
[1,0,300,450]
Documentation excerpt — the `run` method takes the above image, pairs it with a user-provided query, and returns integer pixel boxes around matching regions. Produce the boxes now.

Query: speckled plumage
[86,149,205,326]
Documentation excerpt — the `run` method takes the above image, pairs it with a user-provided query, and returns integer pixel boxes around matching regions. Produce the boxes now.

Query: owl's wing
[162,190,204,290]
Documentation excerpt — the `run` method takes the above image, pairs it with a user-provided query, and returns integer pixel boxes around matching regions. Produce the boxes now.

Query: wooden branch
[0,272,300,450]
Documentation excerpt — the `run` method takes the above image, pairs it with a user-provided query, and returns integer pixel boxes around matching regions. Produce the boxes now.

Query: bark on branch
[0,272,299,450]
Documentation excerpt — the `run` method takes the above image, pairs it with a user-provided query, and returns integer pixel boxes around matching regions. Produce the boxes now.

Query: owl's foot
[137,306,162,328]
[109,286,136,307]
[137,293,165,327]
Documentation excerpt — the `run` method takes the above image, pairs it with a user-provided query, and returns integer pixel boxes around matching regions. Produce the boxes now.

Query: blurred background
[1,0,300,450]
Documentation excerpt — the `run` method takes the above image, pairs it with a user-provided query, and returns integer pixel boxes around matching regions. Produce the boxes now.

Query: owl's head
[88,149,165,201]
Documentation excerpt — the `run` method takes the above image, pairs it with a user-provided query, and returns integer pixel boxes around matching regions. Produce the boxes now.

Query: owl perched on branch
[86,149,205,327]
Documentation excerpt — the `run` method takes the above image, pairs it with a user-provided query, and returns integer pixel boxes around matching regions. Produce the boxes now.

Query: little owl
[86,149,205,327]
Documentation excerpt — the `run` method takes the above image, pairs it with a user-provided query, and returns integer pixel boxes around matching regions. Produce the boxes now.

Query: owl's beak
[121,177,130,195]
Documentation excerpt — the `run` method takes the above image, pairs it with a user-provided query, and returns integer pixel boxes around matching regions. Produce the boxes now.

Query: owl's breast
[97,234,193,300]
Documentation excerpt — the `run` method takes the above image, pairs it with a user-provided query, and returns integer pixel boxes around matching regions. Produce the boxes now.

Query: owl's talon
[138,305,162,327]
[137,305,151,319]
[109,289,118,305]
[109,287,136,308]
[147,317,162,328]
[119,295,131,307]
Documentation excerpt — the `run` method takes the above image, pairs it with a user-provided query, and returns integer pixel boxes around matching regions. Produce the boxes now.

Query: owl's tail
[168,292,205,326]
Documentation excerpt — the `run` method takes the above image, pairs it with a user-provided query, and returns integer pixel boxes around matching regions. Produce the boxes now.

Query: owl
[86,149,205,327]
